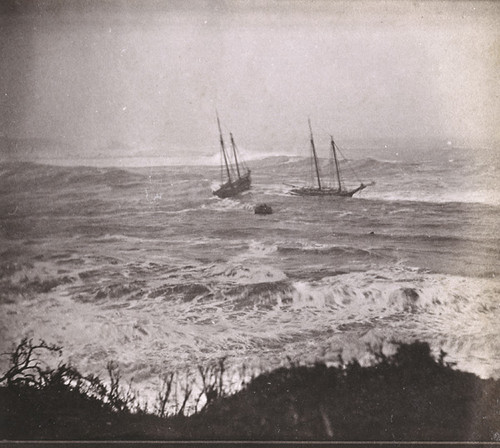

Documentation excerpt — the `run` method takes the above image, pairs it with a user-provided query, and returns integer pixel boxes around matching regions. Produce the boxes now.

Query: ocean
[1,148,499,410]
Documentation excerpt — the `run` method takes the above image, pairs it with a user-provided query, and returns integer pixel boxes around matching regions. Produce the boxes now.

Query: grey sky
[1,0,499,161]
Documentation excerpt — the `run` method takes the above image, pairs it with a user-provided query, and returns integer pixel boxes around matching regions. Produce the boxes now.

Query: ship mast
[230,132,241,179]
[217,113,232,183]
[330,136,342,191]
[308,119,322,190]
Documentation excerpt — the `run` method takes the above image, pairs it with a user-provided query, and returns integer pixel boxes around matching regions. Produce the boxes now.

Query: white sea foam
[361,187,500,206]
[208,263,287,285]
[202,197,252,211]
[1,264,498,410]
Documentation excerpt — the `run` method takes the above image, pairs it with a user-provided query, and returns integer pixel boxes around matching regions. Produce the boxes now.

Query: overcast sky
[0,0,499,161]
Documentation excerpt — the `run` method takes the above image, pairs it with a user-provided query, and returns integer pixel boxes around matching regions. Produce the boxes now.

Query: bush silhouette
[1,339,499,441]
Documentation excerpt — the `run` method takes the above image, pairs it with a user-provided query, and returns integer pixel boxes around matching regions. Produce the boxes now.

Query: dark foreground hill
[0,340,499,441]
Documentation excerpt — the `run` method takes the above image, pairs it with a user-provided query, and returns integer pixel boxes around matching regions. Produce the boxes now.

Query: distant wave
[277,243,381,259]
[0,161,146,192]
[360,189,500,206]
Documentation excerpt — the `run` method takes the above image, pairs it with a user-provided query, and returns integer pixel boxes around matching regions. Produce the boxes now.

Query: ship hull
[290,184,366,197]
[213,171,251,198]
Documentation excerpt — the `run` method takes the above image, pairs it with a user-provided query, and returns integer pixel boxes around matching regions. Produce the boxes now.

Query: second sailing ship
[290,119,369,197]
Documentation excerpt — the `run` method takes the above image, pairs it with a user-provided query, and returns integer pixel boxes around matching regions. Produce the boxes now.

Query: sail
[330,136,342,191]
[309,119,322,190]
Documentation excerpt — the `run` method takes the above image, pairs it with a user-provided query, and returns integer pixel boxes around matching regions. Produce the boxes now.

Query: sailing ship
[213,115,251,198]
[290,119,369,197]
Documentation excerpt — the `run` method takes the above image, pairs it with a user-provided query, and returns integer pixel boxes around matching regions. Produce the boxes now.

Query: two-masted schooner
[212,115,251,198]
[290,119,368,197]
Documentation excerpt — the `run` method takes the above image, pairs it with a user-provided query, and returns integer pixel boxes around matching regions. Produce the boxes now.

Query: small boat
[213,114,251,198]
[290,119,369,197]
[254,203,273,215]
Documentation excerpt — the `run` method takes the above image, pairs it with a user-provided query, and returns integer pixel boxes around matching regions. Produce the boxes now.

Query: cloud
[1,0,498,164]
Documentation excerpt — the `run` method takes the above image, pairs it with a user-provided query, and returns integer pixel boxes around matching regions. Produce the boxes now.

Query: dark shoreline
[1,340,499,442]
